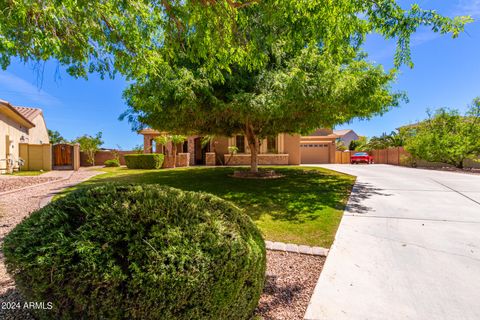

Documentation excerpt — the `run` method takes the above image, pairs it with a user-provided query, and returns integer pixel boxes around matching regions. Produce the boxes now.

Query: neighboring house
[140,128,338,165]
[0,99,50,172]
[309,128,359,148]
[333,129,359,147]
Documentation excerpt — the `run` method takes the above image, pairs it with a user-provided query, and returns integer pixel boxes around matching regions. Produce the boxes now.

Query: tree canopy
[403,98,480,169]
[0,1,472,79]
[74,132,104,165]
[118,1,470,171]
[0,1,472,172]
[48,129,66,144]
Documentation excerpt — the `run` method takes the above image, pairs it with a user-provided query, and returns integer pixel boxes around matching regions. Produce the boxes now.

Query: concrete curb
[265,240,329,256]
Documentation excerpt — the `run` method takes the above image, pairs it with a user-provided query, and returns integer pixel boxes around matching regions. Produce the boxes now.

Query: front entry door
[193,137,210,165]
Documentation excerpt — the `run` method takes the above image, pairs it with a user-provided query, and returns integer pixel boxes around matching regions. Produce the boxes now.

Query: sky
[0,1,479,149]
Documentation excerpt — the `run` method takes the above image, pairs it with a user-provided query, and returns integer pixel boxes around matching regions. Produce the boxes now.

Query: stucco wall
[212,136,229,164]
[0,113,29,171]
[28,114,50,144]
[80,150,138,166]
[283,134,301,165]
[19,143,52,171]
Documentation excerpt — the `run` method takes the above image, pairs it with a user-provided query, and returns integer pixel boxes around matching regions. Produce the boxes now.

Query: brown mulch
[255,250,325,320]
[0,176,60,193]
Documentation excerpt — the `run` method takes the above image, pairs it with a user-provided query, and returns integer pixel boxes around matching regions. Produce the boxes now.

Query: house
[140,128,337,166]
[309,128,359,148]
[0,99,50,173]
[333,129,359,147]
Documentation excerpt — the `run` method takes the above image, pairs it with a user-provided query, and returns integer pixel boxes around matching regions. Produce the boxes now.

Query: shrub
[124,154,164,169]
[104,159,120,167]
[3,185,266,320]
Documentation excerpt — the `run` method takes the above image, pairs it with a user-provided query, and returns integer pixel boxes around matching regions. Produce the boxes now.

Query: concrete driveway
[304,165,480,320]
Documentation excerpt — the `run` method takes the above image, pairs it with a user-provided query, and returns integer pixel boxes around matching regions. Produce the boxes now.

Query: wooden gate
[53,144,73,168]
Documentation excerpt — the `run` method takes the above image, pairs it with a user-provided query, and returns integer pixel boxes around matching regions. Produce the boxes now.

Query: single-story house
[0,99,49,173]
[140,129,337,166]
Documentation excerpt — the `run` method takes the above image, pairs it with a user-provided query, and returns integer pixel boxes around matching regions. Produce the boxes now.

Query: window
[151,139,156,153]
[182,141,188,153]
[236,135,245,153]
[267,136,277,153]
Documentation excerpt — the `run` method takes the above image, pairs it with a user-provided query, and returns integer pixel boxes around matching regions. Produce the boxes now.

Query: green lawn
[61,166,355,247]
[12,171,45,176]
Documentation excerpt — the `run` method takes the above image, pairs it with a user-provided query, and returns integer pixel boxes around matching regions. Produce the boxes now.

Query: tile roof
[333,129,353,136]
[12,106,42,122]
[0,99,36,127]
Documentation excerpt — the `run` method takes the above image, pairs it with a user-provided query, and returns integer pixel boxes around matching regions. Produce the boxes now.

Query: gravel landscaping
[256,251,325,320]
[0,169,102,296]
[0,176,61,193]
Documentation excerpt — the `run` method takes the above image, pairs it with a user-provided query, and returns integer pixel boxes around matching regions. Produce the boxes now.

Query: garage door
[300,143,330,164]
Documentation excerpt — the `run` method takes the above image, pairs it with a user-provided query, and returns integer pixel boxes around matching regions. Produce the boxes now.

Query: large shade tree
[0,1,472,172]
[120,1,471,172]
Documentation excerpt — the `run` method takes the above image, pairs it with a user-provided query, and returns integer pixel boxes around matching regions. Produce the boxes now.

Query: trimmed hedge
[104,159,120,167]
[3,184,266,320]
[124,154,164,169]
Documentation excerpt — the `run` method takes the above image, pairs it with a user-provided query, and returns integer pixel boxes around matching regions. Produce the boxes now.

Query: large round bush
[3,184,266,320]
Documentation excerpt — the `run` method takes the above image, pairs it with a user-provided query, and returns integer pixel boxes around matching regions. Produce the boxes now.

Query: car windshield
[354,152,368,156]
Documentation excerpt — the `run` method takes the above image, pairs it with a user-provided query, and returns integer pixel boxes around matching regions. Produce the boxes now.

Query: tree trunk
[456,160,464,169]
[245,125,259,173]
[89,151,95,166]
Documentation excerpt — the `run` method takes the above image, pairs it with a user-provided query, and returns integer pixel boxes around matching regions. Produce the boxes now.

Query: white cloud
[0,72,61,107]
[455,0,480,17]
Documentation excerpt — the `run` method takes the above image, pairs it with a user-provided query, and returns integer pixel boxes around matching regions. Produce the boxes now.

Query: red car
[350,152,374,164]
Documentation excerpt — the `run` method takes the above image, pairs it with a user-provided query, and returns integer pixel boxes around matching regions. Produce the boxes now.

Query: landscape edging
[265,240,329,256]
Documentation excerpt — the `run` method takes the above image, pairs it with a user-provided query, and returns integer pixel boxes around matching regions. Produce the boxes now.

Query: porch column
[277,134,285,153]
[188,136,196,166]
[143,135,153,153]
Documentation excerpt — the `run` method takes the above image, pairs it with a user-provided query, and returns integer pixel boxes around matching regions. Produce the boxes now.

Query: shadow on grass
[61,167,355,224]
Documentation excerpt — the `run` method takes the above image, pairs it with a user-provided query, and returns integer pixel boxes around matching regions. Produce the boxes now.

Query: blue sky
[0,1,479,149]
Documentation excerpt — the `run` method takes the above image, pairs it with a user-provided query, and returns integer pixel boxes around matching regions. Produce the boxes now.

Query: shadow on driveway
[345,182,392,214]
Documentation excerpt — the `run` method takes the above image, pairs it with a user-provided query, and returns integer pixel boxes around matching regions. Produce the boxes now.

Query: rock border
[265,241,329,256]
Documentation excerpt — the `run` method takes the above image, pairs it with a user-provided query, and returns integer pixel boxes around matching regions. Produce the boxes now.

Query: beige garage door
[300,143,330,164]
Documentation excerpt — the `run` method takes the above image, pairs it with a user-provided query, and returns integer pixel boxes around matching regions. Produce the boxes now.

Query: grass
[60,166,355,247]
[12,171,45,176]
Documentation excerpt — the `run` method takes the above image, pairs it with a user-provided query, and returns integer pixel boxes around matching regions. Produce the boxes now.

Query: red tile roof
[12,106,42,122]
[0,99,36,127]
